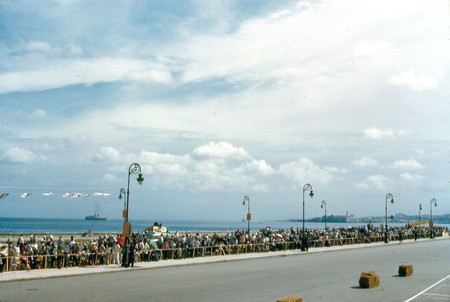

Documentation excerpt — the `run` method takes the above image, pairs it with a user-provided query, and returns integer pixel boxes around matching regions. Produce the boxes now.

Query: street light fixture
[119,188,127,223]
[321,200,327,230]
[385,193,394,243]
[418,203,422,221]
[430,198,437,239]
[243,196,250,237]
[302,183,314,236]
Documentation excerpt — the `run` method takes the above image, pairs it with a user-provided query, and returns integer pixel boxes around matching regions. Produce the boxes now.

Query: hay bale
[359,271,380,288]
[276,296,303,302]
[398,264,413,277]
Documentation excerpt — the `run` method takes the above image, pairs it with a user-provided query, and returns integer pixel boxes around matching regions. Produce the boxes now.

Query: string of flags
[0,192,111,199]
[62,192,112,198]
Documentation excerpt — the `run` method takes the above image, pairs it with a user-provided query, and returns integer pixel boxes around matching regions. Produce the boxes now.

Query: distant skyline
[1,0,449,221]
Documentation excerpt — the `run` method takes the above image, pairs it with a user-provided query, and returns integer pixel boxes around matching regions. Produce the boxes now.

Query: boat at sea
[84,213,107,221]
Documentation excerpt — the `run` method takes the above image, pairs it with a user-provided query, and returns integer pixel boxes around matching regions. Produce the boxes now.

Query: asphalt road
[1,239,449,302]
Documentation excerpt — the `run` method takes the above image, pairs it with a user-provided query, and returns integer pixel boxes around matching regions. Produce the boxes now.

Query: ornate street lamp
[122,163,144,237]
[385,193,394,243]
[430,198,437,239]
[418,203,422,221]
[120,163,143,268]
[302,183,314,236]
[243,196,250,237]
[321,200,327,230]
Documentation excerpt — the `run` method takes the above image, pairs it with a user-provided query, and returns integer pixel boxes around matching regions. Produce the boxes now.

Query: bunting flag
[62,192,113,198]
[93,193,111,197]
[85,193,112,198]
[0,192,112,199]
[62,193,83,198]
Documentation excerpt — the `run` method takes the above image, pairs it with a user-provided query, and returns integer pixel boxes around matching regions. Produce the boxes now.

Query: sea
[2,217,447,235]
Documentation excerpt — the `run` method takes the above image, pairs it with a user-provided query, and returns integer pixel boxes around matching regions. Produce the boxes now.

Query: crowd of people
[0,224,447,273]
[0,234,123,272]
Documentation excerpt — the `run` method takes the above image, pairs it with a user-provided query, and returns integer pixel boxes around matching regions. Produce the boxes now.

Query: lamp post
[302,184,314,236]
[430,198,437,239]
[243,196,250,237]
[385,193,394,243]
[321,200,327,230]
[418,203,422,221]
[120,163,143,268]
[122,163,144,238]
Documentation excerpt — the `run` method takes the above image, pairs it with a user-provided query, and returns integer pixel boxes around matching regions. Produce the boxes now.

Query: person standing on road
[0,252,3,273]
[128,242,136,268]
[70,242,79,267]
[113,241,121,265]
[301,234,309,252]
[122,237,129,267]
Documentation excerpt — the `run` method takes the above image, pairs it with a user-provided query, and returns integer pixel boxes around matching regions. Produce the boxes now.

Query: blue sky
[0,0,449,221]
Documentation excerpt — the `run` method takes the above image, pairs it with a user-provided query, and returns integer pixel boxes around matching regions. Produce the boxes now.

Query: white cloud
[30,109,47,119]
[278,157,333,185]
[391,159,424,170]
[112,143,274,192]
[93,146,121,162]
[187,158,259,192]
[354,40,398,57]
[363,128,408,140]
[1,147,42,164]
[243,159,274,176]
[400,172,424,181]
[388,70,438,91]
[0,58,174,94]
[364,128,395,140]
[192,142,249,160]
[415,149,425,155]
[352,156,378,167]
[140,150,191,176]
[25,41,51,53]
[249,183,270,193]
[355,175,388,190]
[64,135,90,146]
[325,166,348,174]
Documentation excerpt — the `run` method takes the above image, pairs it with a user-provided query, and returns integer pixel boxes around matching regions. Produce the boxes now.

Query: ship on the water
[84,213,107,221]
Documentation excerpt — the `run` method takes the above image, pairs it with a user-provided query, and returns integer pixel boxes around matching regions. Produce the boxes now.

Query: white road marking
[404,275,450,302]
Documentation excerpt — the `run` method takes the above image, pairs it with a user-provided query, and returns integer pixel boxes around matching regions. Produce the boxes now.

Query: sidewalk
[0,238,443,283]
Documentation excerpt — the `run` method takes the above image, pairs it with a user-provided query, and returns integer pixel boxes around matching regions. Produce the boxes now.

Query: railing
[0,232,442,272]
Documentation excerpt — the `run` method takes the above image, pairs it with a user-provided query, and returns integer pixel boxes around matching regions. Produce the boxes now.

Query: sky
[0,0,449,222]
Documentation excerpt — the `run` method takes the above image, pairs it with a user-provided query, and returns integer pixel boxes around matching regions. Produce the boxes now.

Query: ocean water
[1,217,445,234]
[0,218,305,234]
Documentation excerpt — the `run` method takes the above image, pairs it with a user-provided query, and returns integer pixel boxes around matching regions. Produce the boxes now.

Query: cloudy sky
[1,0,449,222]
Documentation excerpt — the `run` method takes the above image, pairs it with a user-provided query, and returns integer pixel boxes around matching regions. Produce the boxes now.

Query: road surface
[0,238,449,302]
